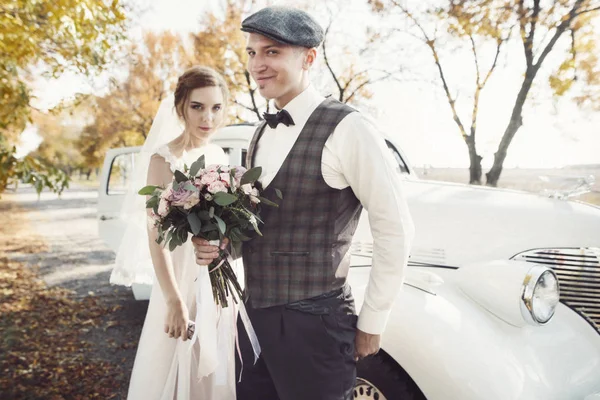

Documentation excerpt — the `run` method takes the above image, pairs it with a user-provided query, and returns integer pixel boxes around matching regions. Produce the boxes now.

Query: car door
[97,146,141,252]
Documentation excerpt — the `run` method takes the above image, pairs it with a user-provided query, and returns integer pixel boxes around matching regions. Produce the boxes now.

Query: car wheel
[355,352,426,400]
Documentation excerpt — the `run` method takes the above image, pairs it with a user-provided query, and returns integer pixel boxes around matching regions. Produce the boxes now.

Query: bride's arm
[146,154,182,304]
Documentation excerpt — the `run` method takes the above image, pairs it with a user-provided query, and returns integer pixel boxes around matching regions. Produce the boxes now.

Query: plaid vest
[242,98,363,308]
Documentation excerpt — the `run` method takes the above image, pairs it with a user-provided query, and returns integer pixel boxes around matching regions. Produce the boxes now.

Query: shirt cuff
[357,305,392,335]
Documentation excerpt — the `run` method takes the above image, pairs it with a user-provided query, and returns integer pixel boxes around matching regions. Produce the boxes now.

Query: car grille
[513,247,600,333]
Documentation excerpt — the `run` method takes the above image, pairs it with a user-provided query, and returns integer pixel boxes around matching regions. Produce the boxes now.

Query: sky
[18,0,600,169]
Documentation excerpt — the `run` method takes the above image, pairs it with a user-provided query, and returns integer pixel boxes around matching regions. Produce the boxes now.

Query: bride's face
[183,86,225,138]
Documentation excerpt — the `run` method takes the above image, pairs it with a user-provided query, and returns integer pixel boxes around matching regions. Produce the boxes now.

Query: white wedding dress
[126,143,237,400]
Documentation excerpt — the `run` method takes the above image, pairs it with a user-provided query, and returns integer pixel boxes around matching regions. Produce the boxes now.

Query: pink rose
[233,167,246,179]
[193,178,204,191]
[200,171,220,186]
[206,164,220,172]
[147,210,160,229]
[219,166,230,173]
[160,183,174,201]
[250,188,260,204]
[158,197,170,217]
[171,187,196,207]
[208,180,228,194]
[220,172,231,186]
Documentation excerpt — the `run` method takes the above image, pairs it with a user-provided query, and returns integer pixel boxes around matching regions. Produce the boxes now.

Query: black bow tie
[263,109,295,129]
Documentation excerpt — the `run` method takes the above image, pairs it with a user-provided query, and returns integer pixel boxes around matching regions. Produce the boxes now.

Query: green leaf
[257,196,278,207]
[138,185,159,195]
[189,155,205,176]
[183,182,199,192]
[232,227,252,241]
[213,192,237,206]
[214,214,226,235]
[180,229,189,244]
[187,213,202,235]
[240,167,262,185]
[249,217,263,236]
[173,181,180,191]
[197,210,211,221]
[174,170,188,183]
[168,238,178,252]
[274,188,283,200]
[145,196,159,209]
[200,223,217,232]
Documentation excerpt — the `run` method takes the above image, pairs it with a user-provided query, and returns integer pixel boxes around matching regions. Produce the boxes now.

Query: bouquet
[139,154,281,308]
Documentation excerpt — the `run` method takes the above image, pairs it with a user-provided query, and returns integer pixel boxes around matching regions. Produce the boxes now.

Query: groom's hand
[191,237,229,265]
[354,329,381,361]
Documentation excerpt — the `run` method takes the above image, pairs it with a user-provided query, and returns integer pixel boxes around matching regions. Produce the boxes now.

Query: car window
[242,149,248,168]
[108,152,138,195]
[385,140,409,174]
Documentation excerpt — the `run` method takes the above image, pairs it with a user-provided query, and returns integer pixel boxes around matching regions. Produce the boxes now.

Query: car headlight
[456,260,560,327]
[521,266,560,325]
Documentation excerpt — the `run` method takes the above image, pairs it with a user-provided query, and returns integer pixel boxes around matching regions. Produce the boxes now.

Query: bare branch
[533,0,584,72]
[527,0,541,57]
[482,37,504,87]
[518,0,534,67]
[574,5,600,16]
[469,34,481,86]
[393,0,468,141]
[244,70,262,120]
[323,20,344,102]
[234,99,259,113]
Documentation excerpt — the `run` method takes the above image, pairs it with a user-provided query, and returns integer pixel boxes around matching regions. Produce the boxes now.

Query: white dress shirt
[253,85,415,335]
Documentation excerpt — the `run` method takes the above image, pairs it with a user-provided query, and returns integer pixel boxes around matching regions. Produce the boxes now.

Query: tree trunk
[86,169,92,180]
[465,135,483,184]
[486,73,535,186]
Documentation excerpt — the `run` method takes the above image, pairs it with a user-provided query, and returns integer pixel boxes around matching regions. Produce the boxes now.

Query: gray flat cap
[241,6,324,48]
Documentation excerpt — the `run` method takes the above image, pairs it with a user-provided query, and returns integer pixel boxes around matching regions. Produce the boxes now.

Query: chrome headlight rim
[520,265,560,325]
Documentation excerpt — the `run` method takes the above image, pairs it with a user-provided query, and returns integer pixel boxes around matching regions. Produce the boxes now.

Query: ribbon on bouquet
[187,240,261,384]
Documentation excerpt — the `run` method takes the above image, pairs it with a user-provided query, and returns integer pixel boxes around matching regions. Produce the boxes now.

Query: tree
[370,0,600,185]
[321,5,403,106]
[187,0,265,121]
[0,136,69,198]
[0,0,128,195]
[0,0,128,136]
[29,108,88,177]
[78,31,188,168]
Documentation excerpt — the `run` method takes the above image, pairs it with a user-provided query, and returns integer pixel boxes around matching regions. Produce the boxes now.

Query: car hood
[351,178,600,267]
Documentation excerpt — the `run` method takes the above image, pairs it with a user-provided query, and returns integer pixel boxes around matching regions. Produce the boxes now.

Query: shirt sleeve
[328,112,415,335]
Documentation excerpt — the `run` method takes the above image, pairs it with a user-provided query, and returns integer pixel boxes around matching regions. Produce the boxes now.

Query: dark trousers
[236,285,358,400]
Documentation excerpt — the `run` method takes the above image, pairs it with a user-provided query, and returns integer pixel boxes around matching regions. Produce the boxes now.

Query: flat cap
[241,6,324,48]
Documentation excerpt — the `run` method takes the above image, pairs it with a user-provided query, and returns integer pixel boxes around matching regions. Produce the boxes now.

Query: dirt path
[1,185,147,399]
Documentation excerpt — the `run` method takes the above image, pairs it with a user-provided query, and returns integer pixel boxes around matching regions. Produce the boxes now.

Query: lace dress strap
[155,144,183,173]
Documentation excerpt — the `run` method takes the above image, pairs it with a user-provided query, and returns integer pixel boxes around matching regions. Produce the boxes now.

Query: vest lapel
[246,121,268,169]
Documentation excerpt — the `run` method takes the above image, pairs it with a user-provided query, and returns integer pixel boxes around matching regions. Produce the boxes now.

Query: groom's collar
[272,85,324,129]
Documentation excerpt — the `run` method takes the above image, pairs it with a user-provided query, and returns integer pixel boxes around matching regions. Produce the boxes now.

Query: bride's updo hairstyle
[173,66,230,121]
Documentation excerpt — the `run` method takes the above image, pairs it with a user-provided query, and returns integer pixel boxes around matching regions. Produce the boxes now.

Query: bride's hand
[191,237,229,265]
[165,298,189,341]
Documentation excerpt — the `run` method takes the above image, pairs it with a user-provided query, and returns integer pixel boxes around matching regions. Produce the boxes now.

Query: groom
[193,6,414,400]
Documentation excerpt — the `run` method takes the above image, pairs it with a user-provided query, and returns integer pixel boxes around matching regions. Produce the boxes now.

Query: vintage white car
[98,124,600,400]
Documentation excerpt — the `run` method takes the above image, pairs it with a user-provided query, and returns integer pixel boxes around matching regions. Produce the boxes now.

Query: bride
[110,66,237,399]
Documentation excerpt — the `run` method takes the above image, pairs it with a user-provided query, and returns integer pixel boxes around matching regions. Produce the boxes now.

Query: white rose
[157,197,170,217]
[250,188,260,204]
[182,191,200,210]
[241,183,253,195]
